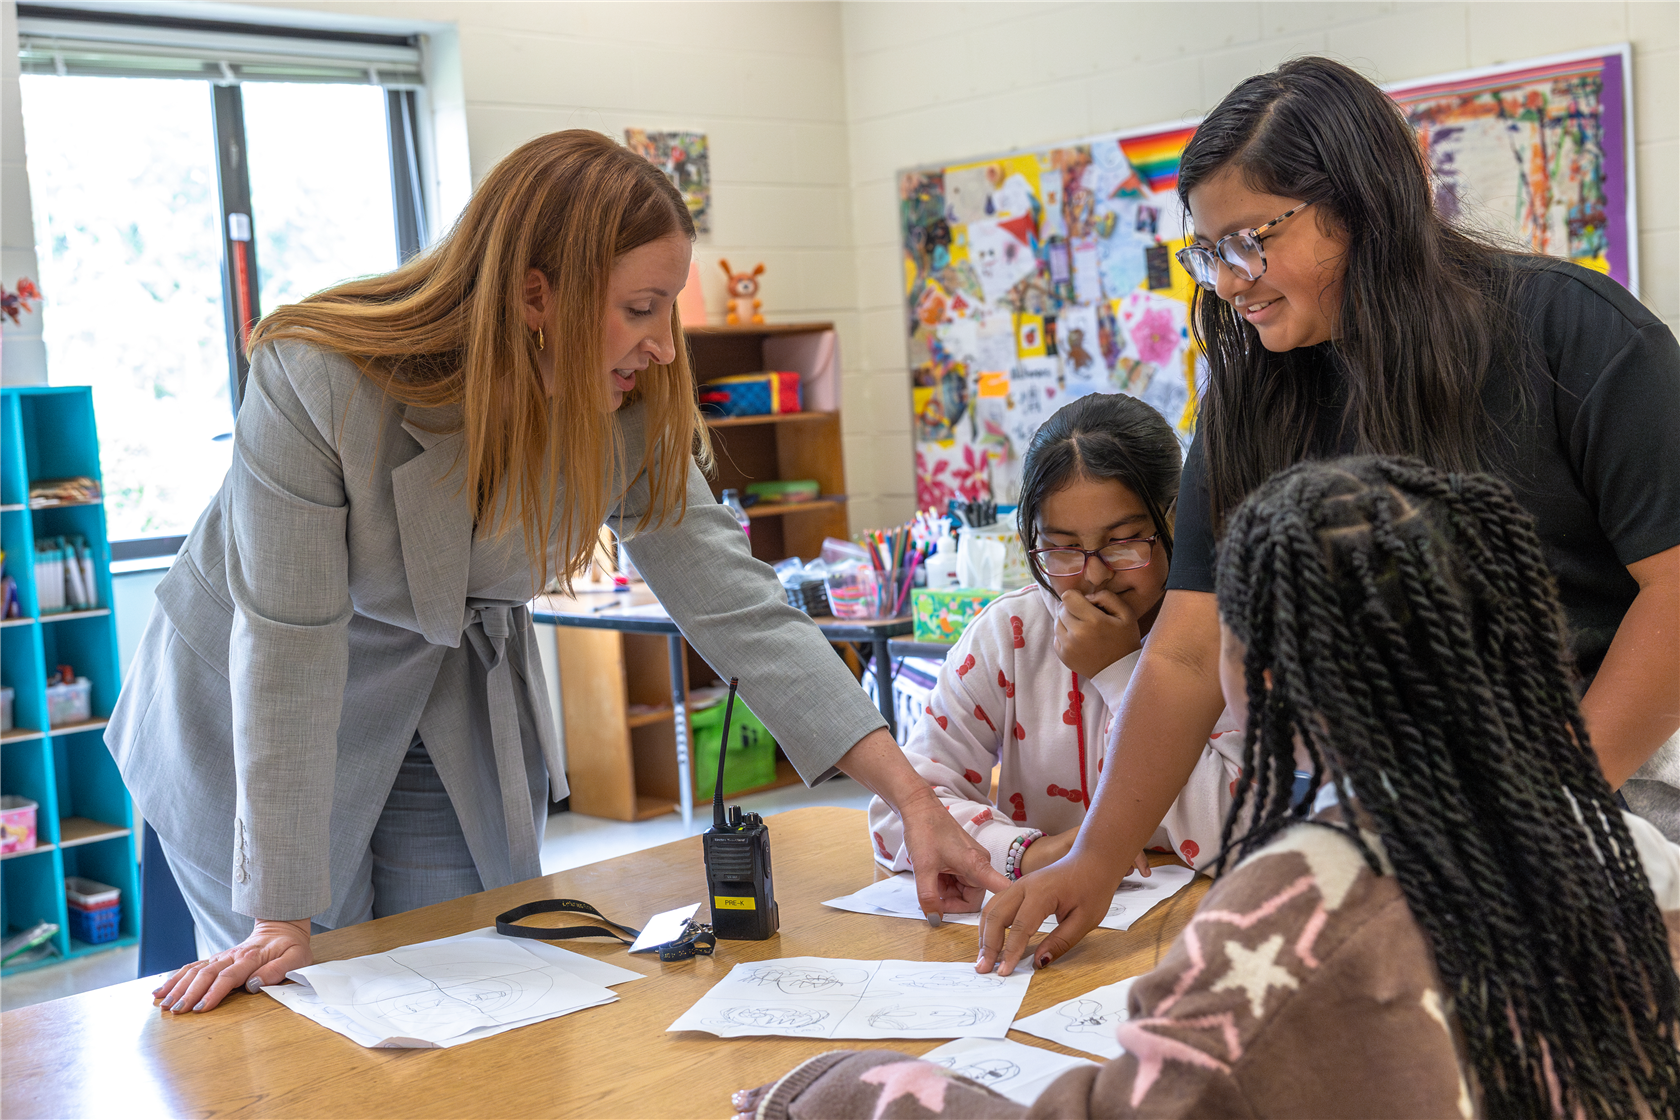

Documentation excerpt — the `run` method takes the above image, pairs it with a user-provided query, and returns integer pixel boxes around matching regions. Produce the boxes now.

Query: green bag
[690,699,777,798]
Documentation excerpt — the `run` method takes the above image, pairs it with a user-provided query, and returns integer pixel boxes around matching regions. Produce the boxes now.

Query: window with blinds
[17,3,432,554]
[17,5,424,86]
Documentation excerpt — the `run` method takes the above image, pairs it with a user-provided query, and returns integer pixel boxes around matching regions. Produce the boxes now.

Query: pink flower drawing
[1130,305,1181,367]
[916,450,956,511]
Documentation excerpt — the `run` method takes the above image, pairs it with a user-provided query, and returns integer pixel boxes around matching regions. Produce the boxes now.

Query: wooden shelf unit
[554,323,847,821]
[686,323,848,567]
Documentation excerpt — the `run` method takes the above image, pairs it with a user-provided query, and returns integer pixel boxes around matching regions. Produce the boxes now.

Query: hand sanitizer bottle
[924,533,960,590]
[720,489,751,539]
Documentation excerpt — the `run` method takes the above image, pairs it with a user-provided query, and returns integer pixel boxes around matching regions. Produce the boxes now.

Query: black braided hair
[1214,455,1680,1119]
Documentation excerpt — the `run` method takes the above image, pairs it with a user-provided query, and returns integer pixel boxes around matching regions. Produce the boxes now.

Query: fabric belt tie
[464,603,540,879]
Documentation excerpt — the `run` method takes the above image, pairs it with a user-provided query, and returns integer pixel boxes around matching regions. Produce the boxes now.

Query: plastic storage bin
[64,877,120,909]
[65,877,122,945]
[66,903,121,944]
[690,699,777,798]
[784,578,830,617]
[0,796,37,853]
[45,676,91,727]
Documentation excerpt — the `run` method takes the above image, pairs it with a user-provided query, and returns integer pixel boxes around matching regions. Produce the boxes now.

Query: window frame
[18,4,432,559]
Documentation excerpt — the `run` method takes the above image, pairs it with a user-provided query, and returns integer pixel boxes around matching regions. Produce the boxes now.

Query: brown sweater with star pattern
[742,812,1680,1120]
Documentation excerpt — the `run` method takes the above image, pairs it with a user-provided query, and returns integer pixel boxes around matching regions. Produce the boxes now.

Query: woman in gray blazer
[116,130,1008,1014]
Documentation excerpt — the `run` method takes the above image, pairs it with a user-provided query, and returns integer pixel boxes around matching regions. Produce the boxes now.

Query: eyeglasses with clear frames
[1028,536,1158,578]
[1174,202,1311,292]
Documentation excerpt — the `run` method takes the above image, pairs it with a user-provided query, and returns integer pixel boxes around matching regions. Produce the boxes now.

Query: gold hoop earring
[536,327,545,351]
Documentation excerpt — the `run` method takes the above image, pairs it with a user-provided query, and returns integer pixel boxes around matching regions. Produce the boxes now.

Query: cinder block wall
[841,1,1679,526]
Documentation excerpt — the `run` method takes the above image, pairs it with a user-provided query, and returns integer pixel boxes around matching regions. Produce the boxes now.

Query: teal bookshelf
[1,386,139,974]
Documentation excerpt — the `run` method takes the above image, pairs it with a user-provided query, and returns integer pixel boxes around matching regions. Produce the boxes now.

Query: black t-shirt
[1167,257,1680,678]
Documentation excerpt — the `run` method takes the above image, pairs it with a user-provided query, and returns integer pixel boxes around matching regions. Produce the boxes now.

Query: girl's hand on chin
[1054,589,1143,678]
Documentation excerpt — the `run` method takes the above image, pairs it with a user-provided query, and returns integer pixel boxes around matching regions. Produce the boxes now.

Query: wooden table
[1,808,1205,1119]
[531,590,915,826]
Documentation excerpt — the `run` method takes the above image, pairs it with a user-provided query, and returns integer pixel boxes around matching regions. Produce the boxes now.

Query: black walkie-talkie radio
[702,678,778,940]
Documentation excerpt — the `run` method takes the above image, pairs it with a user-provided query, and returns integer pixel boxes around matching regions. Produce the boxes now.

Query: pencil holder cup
[824,567,910,620]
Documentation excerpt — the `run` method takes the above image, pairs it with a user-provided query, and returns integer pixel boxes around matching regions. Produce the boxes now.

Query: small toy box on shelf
[1,796,37,853]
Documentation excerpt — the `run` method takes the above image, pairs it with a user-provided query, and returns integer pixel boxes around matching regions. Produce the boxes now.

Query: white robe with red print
[868,584,1245,876]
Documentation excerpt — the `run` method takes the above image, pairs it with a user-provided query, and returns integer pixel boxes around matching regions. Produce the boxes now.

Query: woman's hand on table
[976,848,1131,976]
[153,917,312,1012]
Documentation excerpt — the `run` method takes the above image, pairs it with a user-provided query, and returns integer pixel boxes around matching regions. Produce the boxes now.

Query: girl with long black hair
[979,55,1680,976]
[868,393,1242,882]
[730,458,1680,1120]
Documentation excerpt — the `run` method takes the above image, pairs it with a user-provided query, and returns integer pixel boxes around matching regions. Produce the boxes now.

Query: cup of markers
[824,566,913,620]
[822,511,954,620]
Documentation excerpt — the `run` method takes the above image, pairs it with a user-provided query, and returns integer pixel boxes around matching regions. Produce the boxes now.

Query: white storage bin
[64,876,121,909]
[46,677,91,727]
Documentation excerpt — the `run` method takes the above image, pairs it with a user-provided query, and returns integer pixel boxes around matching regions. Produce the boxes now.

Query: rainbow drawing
[1117,125,1198,196]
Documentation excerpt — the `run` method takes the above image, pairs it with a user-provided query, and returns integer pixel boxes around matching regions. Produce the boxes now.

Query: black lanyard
[494,898,716,961]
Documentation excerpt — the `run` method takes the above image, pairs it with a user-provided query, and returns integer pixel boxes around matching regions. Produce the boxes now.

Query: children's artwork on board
[897,49,1637,508]
[1388,47,1634,288]
[625,129,710,233]
[668,957,1032,1040]
[900,120,1202,507]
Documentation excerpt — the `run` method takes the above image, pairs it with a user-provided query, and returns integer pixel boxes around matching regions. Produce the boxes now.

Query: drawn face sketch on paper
[968,220,1039,305]
[708,1005,830,1033]
[932,1056,1023,1087]
[1060,998,1127,1036]
[867,1004,995,1030]
[353,970,554,1031]
[893,971,1007,993]
[740,965,870,994]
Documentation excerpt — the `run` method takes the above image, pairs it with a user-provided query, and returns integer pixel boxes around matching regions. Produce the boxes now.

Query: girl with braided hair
[980,55,1680,977]
[728,457,1680,1120]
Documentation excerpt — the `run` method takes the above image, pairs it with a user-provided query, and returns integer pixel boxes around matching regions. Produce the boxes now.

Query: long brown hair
[250,129,708,590]
[1178,57,1524,529]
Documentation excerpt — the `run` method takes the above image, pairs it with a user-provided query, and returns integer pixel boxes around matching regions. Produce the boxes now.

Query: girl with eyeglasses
[868,393,1243,882]
[979,55,1679,977]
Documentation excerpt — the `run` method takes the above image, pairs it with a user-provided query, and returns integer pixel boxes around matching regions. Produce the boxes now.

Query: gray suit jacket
[106,340,884,924]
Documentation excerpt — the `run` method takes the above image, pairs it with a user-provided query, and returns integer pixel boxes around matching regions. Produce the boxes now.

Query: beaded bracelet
[1004,829,1045,881]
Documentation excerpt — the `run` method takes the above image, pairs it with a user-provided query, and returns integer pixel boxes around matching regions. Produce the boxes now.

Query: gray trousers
[162,739,484,955]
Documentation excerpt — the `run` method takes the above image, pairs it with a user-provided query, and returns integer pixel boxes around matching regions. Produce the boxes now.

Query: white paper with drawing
[667,957,1032,1040]
[263,927,642,1048]
[1012,975,1138,1059]
[824,864,1196,932]
[920,1037,1098,1105]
